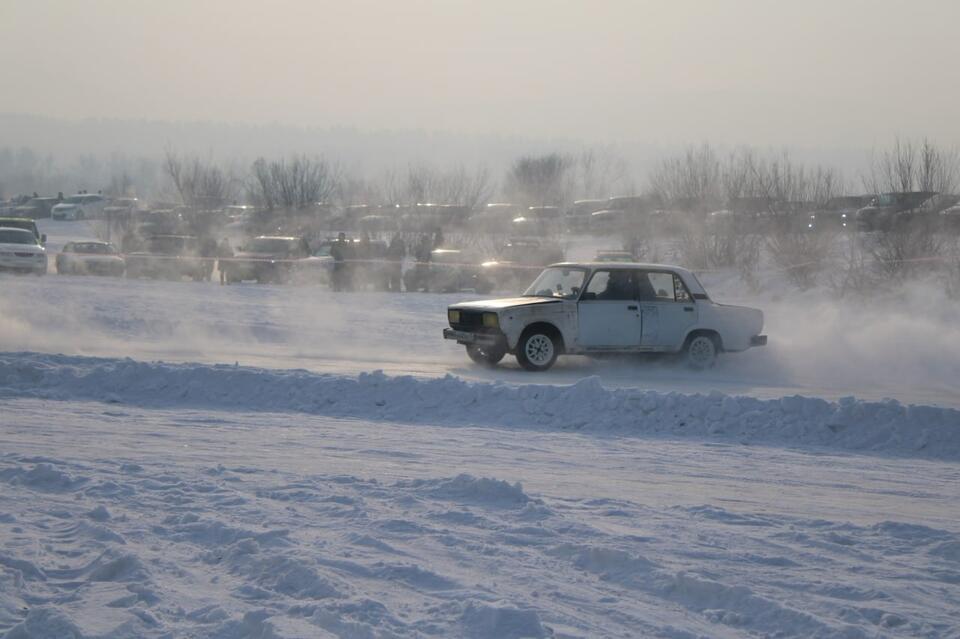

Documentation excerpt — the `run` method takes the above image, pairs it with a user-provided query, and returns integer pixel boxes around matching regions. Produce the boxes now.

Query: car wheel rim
[689,337,715,364]
[525,335,554,366]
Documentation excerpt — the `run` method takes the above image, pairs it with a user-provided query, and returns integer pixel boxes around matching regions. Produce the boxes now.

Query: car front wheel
[685,333,718,369]
[516,329,559,372]
[466,343,506,366]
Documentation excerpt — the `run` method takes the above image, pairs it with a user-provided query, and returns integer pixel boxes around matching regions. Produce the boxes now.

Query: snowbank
[1,352,958,459]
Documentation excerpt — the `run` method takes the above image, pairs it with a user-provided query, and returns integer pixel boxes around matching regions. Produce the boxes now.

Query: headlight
[448,309,460,324]
[482,312,499,328]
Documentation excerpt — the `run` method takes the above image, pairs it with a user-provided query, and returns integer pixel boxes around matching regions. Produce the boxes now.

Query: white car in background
[51,194,107,221]
[444,262,766,371]
[0,227,47,275]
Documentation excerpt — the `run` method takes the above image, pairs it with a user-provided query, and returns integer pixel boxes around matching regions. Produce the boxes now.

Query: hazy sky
[3,0,959,148]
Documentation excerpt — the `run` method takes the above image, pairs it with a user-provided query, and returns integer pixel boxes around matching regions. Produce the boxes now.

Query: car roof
[549,261,689,271]
[0,226,34,233]
[549,261,706,292]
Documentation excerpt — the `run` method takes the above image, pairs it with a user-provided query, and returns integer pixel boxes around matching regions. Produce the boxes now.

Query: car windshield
[0,229,37,245]
[248,238,299,254]
[74,242,116,255]
[0,220,36,234]
[523,267,586,299]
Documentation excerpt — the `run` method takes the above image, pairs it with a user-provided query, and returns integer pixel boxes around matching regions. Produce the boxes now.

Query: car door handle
[684,306,694,312]
[627,305,638,310]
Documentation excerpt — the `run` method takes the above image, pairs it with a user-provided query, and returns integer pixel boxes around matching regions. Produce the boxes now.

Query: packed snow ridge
[2,352,958,459]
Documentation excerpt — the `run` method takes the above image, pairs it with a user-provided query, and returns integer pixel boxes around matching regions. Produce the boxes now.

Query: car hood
[450,297,563,311]
[0,243,43,254]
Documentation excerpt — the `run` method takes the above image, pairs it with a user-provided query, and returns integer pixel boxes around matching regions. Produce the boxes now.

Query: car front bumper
[750,335,768,347]
[443,328,502,347]
[0,255,46,272]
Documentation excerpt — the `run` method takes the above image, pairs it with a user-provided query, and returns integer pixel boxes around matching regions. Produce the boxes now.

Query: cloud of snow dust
[1,221,958,407]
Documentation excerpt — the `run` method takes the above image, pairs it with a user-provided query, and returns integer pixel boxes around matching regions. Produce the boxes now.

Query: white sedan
[0,227,47,275]
[443,262,766,371]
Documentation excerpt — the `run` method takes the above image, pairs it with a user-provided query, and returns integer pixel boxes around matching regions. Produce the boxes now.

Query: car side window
[643,272,678,301]
[674,274,692,302]
[583,270,637,301]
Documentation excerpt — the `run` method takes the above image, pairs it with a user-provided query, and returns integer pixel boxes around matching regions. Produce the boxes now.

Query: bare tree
[248,155,340,211]
[571,148,631,200]
[381,164,493,210]
[503,153,572,207]
[163,149,236,208]
[648,143,723,212]
[865,137,960,196]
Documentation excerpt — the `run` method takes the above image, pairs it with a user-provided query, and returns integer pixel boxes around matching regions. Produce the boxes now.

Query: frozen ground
[1,363,959,638]
[0,220,957,637]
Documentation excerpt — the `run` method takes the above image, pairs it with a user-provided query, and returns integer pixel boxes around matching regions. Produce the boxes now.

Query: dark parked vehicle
[854,192,938,231]
[405,248,493,293]
[13,197,60,219]
[223,236,331,284]
[125,235,214,281]
[481,239,565,291]
[807,196,872,231]
[56,241,125,276]
[320,237,390,290]
[595,250,636,262]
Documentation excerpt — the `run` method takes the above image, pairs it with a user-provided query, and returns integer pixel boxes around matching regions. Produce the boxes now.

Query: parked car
[0,227,47,275]
[405,248,492,293]
[854,192,938,232]
[12,196,60,219]
[481,238,565,291]
[125,234,214,281]
[51,194,107,221]
[56,241,125,276]
[0,217,45,244]
[940,204,960,232]
[595,250,636,262]
[807,196,872,231]
[224,236,331,284]
[443,262,766,371]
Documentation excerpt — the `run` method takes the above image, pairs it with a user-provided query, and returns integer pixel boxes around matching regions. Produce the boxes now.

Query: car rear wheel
[685,333,718,369]
[516,329,559,372]
[466,343,506,366]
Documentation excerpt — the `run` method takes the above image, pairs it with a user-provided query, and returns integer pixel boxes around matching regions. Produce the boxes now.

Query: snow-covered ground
[0,219,958,637]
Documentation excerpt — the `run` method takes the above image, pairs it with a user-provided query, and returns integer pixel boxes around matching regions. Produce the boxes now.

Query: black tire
[466,343,506,366]
[684,332,719,369]
[516,328,560,372]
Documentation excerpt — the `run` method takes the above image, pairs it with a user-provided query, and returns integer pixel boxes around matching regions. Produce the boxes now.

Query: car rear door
[639,270,698,349]
[577,269,642,348]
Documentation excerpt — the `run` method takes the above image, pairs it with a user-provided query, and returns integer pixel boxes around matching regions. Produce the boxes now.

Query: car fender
[694,302,763,352]
[498,302,575,351]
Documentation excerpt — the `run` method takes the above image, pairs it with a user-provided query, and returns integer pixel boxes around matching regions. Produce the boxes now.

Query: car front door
[577,269,642,348]
[639,271,698,349]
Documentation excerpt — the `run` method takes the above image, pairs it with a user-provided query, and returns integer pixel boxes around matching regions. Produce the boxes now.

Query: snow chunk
[415,474,531,508]
[461,602,547,639]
